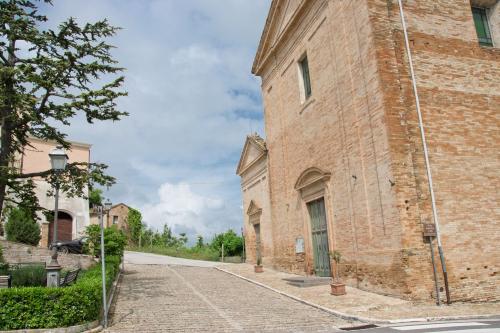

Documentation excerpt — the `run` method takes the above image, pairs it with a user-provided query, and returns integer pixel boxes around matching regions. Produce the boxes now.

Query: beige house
[239,0,500,302]
[18,138,91,247]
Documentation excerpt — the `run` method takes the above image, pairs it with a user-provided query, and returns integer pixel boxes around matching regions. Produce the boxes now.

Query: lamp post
[100,199,112,328]
[46,146,68,287]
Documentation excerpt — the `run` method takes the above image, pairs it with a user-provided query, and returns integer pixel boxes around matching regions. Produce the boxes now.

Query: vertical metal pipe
[99,207,108,328]
[396,0,451,304]
[429,238,441,305]
[52,181,60,245]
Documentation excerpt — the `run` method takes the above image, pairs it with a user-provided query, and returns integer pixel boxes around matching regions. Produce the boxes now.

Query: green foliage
[329,250,342,281]
[88,188,103,207]
[0,256,121,330]
[5,208,41,245]
[0,0,127,217]
[0,244,4,263]
[127,226,243,262]
[8,264,46,287]
[196,235,204,248]
[126,208,142,245]
[210,229,243,257]
[84,225,127,257]
[329,250,342,264]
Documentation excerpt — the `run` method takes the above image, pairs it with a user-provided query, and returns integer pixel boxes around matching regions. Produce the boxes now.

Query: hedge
[0,256,121,330]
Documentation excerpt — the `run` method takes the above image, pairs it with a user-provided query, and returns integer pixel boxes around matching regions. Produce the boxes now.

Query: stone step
[282,276,332,288]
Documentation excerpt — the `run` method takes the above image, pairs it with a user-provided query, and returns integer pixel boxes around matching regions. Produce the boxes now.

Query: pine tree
[0,0,127,215]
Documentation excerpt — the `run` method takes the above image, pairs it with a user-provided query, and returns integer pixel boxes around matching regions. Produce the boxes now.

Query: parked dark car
[50,237,87,254]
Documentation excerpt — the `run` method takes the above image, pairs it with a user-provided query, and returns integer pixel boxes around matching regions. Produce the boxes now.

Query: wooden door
[254,223,261,262]
[48,212,73,244]
[307,198,331,277]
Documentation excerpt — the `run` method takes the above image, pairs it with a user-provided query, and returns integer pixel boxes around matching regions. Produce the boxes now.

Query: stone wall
[0,239,95,269]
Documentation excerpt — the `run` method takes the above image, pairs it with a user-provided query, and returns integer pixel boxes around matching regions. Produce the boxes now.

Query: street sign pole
[99,206,108,328]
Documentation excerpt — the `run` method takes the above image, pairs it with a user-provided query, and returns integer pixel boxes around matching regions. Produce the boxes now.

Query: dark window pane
[300,56,312,98]
[472,7,493,46]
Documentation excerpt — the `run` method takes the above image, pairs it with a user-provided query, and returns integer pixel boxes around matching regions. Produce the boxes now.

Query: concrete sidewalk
[216,263,500,324]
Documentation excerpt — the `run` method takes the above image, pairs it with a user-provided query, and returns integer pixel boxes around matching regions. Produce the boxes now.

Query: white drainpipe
[396,0,451,304]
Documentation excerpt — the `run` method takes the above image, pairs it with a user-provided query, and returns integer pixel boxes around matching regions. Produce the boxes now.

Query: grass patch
[127,245,220,262]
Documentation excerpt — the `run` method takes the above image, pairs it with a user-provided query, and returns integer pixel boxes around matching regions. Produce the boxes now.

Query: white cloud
[141,183,224,238]
[39,0,271,241]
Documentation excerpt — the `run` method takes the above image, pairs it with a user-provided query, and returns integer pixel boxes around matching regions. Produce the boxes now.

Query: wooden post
[221,243,224,262]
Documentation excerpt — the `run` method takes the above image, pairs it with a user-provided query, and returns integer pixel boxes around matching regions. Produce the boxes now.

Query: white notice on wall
[295,237,305,254]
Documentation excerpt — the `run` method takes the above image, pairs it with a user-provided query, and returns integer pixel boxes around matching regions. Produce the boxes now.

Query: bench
[0,275,11,289]
[59,268,80,287]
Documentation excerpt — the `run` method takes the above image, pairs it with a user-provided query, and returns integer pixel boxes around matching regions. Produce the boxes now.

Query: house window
[112,216,118,224]
[472,7,493,46]
[298,55,312,101]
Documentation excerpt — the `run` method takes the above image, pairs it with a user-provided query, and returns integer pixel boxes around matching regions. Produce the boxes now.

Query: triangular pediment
[236,134,267,175]
[252,0,308,75]
[247,200,262,216]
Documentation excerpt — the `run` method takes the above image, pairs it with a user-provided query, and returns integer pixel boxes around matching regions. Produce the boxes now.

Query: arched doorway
[48,211,73,244]
[295,167,332,277]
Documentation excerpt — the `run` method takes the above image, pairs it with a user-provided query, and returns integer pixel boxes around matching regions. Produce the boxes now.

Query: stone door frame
[247,200,263,264]
[295,167,336,276]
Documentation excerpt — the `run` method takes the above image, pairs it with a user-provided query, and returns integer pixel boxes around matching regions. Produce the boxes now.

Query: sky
[40,0,272,242]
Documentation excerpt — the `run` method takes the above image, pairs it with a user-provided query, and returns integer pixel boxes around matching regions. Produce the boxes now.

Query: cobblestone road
[106,259,357,332]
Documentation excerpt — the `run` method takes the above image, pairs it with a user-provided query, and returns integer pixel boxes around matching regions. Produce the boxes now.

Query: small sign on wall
[295,237,305,254]
[423,223,437,237]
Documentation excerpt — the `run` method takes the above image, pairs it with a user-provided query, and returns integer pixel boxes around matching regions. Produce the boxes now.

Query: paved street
[106,252,357,332]
[106,252,500,333]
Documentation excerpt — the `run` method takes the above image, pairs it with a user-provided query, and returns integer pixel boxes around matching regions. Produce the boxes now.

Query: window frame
[297,54,312,103]
[472,6,493,47]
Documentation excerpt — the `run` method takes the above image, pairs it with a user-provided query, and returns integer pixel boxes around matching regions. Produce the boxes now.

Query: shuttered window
[472,7,493,47]
[299,56,312,99]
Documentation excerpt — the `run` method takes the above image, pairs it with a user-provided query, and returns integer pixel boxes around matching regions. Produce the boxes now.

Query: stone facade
[243,0,500,302]
[106,203,130,231]
[0,239,95,269]
[236,134,273,266]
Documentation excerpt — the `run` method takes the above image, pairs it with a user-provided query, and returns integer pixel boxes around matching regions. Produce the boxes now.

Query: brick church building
[238,0,499,302]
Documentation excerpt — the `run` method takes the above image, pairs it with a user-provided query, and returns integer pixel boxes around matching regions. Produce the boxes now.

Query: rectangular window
[472,7,493,46]
[299,56,312,100]
[113,216,118,224]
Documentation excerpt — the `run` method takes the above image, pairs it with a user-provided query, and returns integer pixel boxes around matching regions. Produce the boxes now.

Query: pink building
[18,137,92,247]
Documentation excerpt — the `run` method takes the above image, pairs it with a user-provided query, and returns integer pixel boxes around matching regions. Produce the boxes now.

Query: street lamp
[99,199,112,328]
[46,146,68,287]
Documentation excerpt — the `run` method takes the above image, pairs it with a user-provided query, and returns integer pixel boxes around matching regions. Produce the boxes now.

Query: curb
[215,267,500,325]
[0,321,100,333]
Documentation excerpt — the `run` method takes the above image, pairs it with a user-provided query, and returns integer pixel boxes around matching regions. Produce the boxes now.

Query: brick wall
[0,239,95,269]
[366,0,500,302]
[251,0,499,302]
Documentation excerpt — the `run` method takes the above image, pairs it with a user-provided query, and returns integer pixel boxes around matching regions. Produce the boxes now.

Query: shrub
[84,225,127,257]
[5,208,41,246]
[0,256,121,330]
[210,229,243,257]
[9,264,46,287]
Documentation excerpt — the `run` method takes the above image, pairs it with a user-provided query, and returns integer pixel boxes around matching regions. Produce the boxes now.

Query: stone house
[16,137,92,247]
[239,0,499,302]
[90,203,130,232]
